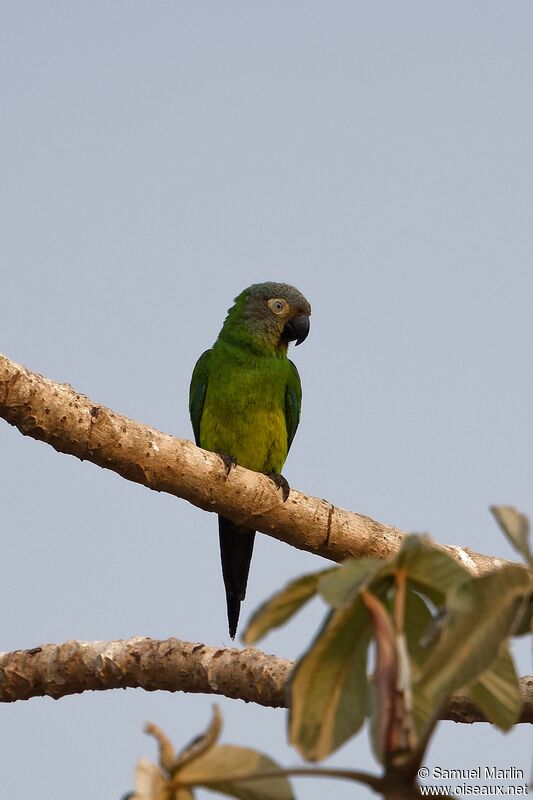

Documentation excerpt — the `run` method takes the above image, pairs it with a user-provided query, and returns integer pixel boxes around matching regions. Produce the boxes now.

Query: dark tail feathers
[218,516,256,639]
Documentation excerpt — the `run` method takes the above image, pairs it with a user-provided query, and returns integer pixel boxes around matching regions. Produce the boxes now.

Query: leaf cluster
[126,506,533,798]
[244,509,533,779]
[126,705,294,800]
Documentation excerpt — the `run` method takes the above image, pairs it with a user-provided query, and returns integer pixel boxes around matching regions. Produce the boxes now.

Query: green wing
[284,359,302,452]
[189,349,211,446]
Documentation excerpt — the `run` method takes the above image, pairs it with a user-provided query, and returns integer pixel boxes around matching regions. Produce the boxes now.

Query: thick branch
[0,637,531,724]
[0,638,290,707]
[0,354,510,573]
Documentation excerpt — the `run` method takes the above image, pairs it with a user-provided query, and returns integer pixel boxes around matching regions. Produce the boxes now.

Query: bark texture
[0,638,290,707]
[0,353,511,573]
[0,638,531,724]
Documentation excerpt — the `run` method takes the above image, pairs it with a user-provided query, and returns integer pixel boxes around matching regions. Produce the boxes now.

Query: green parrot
[189,282,311,639]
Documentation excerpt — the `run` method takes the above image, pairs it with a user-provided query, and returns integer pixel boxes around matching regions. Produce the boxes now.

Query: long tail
[218,516,256,639]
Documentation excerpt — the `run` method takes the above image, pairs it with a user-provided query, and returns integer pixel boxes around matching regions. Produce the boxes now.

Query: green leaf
[512,592,533,636]
[490,506,533,567]
[316,535,466,611]
[394,536,471,604]
[418,564,532,711]
[403,588,434,669]
[288,591,379,761]
[465,645,521,731]
[242,570,332,644]
[176,744,294,800]
[318,558,385,607]
[382,587,434,671]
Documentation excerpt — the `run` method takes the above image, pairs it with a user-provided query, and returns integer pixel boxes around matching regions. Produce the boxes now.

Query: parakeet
[189,282,311,639]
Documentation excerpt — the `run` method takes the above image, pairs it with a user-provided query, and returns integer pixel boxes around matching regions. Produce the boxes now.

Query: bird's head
[221,282,311,354]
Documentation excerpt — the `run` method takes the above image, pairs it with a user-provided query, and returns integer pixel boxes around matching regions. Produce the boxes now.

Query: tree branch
[0,638,290,706]
[0,637,531,724]
[0,354,511,573]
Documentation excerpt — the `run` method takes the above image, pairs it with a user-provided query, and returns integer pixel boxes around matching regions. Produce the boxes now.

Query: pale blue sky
[1,2,532,797]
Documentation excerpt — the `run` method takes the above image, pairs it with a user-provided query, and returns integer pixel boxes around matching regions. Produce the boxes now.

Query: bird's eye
[268,298,288,315]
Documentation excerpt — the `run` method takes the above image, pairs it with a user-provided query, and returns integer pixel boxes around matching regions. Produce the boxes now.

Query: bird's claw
[217,451,237,476]
[267,472,291,502]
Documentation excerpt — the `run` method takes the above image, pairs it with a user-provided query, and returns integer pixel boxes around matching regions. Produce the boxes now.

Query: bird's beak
[282,314,310,346]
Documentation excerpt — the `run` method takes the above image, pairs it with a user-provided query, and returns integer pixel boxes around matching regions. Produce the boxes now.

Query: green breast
[199,345,291,474]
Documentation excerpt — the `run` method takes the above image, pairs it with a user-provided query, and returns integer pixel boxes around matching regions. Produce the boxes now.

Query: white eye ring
[268,298,288,315]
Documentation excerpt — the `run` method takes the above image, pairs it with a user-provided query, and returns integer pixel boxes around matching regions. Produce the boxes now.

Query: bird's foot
[217,451,237,476]
[267,472,291,502]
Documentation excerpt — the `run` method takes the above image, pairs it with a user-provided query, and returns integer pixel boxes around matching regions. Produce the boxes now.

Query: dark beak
[282,314,310,346]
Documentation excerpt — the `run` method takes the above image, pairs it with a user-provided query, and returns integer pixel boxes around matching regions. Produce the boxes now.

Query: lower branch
[1,637,531,724]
